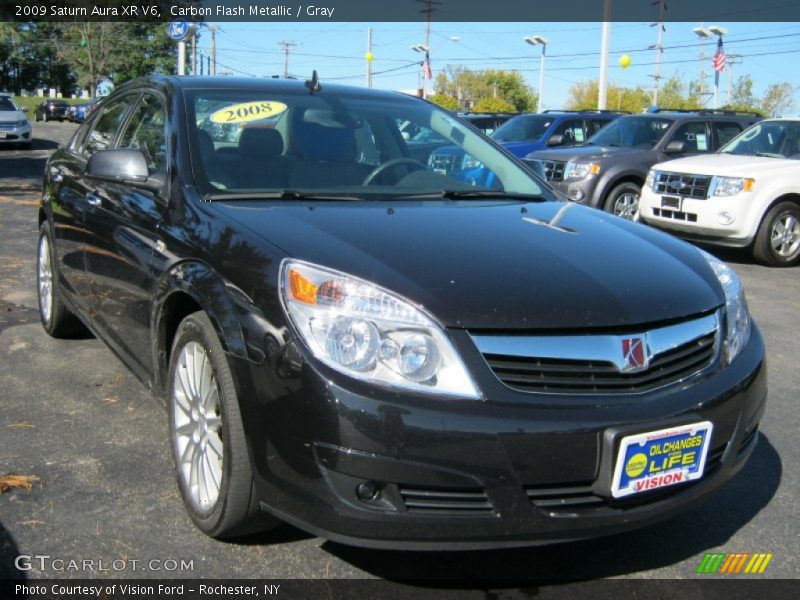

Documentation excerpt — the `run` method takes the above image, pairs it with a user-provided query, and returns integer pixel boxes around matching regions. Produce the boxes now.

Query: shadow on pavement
[0,517,24,580]
[323,434,781,583]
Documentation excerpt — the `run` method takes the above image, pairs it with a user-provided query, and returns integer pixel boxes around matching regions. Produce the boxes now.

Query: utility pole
[598,0,612,110]
[649,0,666,106]
[207,25,219,75]
[190,27,197,75]
[366,27,373,88]
[279,40,298,78]
[417,0,440,99]
[726,53,742,105]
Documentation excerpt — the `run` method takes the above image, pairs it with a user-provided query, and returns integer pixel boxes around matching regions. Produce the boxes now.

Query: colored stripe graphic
[698,552,773,574]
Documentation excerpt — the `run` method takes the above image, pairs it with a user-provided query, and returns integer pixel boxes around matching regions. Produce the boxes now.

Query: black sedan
[34,99,69,122]
[37,76,766,549]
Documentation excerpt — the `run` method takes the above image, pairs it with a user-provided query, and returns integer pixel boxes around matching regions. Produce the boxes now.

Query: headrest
[197,129,215,162]
[239,127,284,158]
[292,109,357,162]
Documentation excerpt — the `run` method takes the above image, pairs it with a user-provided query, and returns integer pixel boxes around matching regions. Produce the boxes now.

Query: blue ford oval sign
[167,20,190,41]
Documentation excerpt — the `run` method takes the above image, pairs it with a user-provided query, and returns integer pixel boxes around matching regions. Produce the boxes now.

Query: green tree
[472,97,516,113]
[435,66,535,112]
[429,93,460,111]
[761,83,796,117]
[730,74,757,108]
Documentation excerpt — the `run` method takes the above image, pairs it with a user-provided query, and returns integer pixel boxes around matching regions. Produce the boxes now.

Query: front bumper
[552,177,601,206]
[230,324,766,549]
[0,124,31,144]
[639,187,757,247]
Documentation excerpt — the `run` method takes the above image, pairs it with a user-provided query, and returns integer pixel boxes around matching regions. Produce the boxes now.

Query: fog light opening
[356,481,380,501]
[569,189,585,202]
[718,211,735,226]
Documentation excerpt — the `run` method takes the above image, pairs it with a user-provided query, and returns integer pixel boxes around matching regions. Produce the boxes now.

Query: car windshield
[720,120,800,159]
[587,116,673,149]
[0,97,18,111]
[186,89,545,198]
[491,115,553,143]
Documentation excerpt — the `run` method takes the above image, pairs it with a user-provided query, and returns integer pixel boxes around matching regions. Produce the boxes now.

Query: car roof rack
[542,109,630,115]
[652,108,761,117]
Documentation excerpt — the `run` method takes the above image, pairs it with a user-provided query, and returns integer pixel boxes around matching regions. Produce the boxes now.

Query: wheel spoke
[207,432,223,458]
[205,452,221,490]
[175,421,196,436]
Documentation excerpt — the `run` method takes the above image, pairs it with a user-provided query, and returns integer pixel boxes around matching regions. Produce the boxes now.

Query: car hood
[655,152,800,176]
[0,110,26,122]
[526,145,642,162]
[497,140,541,157]
[219,200,722,331]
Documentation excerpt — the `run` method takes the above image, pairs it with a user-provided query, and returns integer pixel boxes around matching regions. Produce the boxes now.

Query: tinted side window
[118,93,167,172]
[669,121,711,153]
[588,118,612,135]
[552,119,587,144]
[714,122,744,148]
[82,96,135,157]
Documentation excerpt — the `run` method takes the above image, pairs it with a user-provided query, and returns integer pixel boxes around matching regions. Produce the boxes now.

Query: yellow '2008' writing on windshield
[210,101,288,124]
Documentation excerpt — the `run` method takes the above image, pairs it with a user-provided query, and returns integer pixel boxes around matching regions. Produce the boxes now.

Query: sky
[189,21,800,109]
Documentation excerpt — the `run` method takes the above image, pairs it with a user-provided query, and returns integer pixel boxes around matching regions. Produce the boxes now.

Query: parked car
[526,110,761,219]
[70,97,104,123]
[0,92,32,149]
[640,117,800,266]
[428,112,516,176]
[34,99,69,122]
[38,76,765,548]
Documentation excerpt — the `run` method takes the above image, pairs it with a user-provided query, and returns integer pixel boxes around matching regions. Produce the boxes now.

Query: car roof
[113,75,425,104]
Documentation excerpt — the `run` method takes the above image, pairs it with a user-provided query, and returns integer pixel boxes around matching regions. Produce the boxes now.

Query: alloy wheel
[38,235,53,324]
[613,192,639,220]
[172,341,224,511]
[771,213,800,259]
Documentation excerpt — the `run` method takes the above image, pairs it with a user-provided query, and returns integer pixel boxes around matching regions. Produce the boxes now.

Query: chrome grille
[0,122,17,130]
[472,312,719,394]
[428,152,460,174]
[539,159,567,181]
[653,171,712,200]
[398,486,495,515]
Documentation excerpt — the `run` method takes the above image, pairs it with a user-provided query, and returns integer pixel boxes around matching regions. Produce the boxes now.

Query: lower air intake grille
[398,486,495,515]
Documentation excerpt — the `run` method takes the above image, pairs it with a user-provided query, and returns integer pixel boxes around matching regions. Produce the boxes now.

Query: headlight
[280,260,481,398]
[16,119,27,127]
[698,249,751,364]
[462,154,483,170]
[645,169,658,189]
[564,161,600,179]
[711,176,755,197]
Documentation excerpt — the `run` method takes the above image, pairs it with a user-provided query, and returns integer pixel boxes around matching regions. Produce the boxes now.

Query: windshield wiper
[397,189,548,201]
[204,190,361,202]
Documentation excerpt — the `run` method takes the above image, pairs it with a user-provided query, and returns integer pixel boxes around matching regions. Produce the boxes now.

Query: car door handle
[85,193,102,207]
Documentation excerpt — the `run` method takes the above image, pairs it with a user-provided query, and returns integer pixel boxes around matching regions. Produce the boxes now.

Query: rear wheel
[753,201,800,266]
[37,223,84,337]
[167,311,280,539]
[604,182,642,221]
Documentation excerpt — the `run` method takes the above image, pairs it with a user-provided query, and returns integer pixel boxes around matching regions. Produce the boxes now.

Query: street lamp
[524,35,548,113]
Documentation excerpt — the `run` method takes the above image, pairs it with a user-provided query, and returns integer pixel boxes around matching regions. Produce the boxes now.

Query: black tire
[167,311,280,539]
[753,201,800,267]
[603,181,642,220]
[37,223,84,338]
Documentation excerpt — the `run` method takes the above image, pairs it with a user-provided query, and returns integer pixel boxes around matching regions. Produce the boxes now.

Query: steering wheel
[362,158,427,186]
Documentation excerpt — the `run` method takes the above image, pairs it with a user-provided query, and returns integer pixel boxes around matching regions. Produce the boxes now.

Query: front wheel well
[156,292,203,392]
[599,175,645,207]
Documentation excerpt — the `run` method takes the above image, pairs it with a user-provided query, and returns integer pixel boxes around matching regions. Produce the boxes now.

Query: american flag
[711,37,726,72]
[421,52,433,80]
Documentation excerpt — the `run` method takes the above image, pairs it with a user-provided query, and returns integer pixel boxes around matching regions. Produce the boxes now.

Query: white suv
[640,117,800,266]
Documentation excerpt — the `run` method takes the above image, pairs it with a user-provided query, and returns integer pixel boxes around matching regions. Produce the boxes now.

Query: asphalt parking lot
[0,121,798,583]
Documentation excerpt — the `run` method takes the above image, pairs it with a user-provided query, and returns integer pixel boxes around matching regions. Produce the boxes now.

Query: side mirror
[86,149,163,192]
[664,139,686,153]
[546,133,564,147]
[22,107,29,113]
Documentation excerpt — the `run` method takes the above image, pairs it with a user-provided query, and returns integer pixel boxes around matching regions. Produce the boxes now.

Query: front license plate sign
[661,195,681,210]
[611,421,713,498]
[0,132,6,139]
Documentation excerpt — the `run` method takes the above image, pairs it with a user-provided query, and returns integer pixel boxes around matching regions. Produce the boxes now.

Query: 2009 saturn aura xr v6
[37,75,766,549]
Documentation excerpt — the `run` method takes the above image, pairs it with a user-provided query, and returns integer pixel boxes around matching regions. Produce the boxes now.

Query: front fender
[591,167,648,207]
[151,260,252,392]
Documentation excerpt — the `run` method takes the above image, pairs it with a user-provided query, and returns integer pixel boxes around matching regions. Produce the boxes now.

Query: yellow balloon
[365,51,374,62]
[619,54,632,69]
